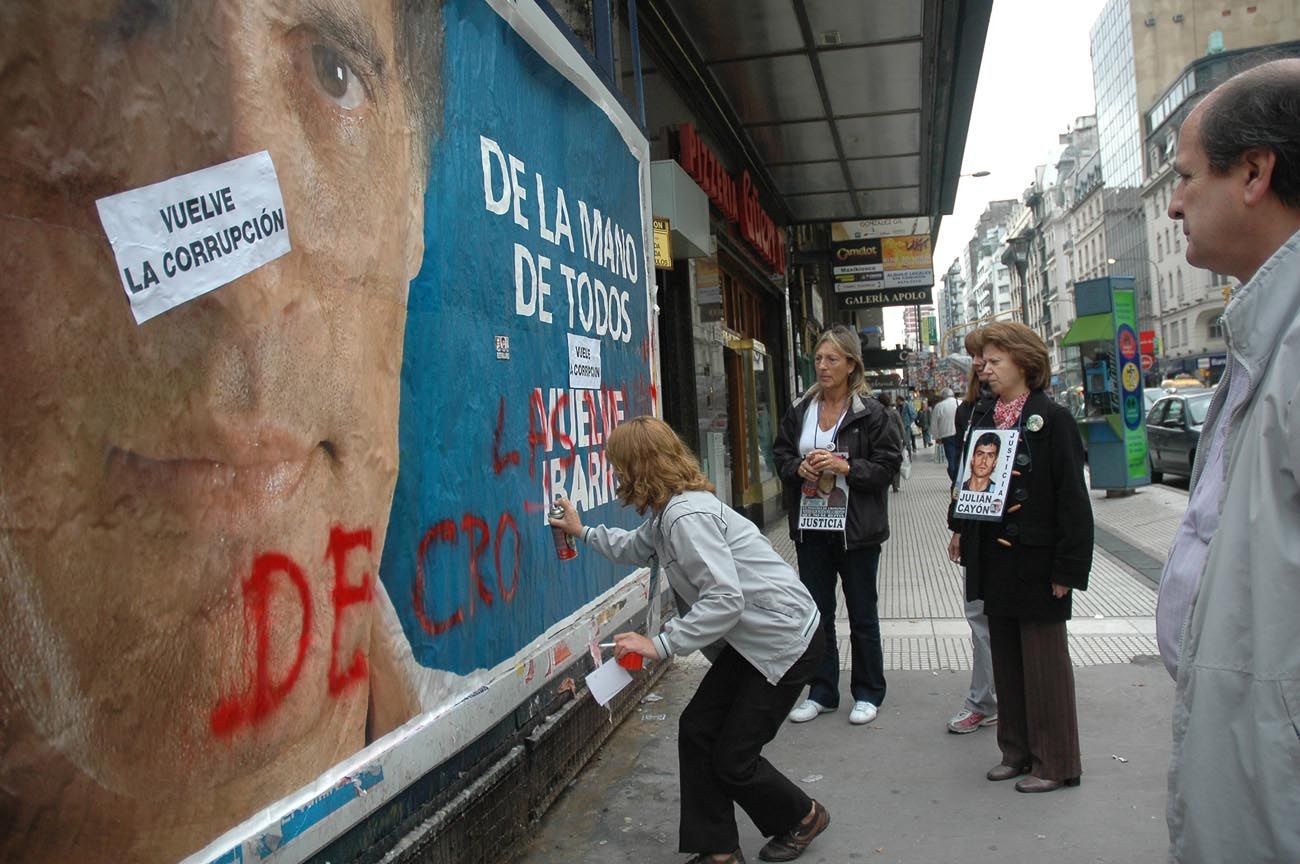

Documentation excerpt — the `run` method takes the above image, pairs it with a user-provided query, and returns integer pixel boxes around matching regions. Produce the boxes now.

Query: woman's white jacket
[584,490,819,685]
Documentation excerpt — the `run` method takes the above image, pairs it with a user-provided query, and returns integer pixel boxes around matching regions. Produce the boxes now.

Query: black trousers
[795,538,887,708]
[677,628,825,853]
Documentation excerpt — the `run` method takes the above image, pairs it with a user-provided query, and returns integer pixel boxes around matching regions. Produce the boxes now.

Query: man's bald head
[1198,58,1300,208]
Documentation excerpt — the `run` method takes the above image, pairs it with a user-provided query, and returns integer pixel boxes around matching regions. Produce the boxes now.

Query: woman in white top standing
[772,325,903,727]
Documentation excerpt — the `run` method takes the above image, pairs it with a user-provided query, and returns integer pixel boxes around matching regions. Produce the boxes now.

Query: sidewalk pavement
[517,445,1186,864]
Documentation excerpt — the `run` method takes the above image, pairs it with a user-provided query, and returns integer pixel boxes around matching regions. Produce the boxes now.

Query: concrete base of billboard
[309,607,671,864]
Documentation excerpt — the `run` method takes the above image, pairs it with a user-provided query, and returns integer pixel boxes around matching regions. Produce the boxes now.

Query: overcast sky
[885,0,1110,342]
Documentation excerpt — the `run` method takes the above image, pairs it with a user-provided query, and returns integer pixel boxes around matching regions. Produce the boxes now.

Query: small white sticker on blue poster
[567,332,602,390]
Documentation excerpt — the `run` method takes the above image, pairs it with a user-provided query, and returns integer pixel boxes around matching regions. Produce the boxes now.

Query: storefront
[1160,353,1227,386]
[650,122,789,526]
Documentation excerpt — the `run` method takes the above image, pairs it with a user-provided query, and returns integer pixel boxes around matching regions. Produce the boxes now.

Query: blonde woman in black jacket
[772,325,903,727]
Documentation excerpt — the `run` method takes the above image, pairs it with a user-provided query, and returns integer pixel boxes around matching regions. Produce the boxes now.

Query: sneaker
[787,699,833,723]
[947,708,997,734]
[758,799,830,862]
[848,701,878,725]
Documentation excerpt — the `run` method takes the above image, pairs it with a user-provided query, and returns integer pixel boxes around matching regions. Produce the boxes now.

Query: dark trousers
[678,629,825,853]
[987,615,1082,781]
[795,539,886,708]
[942,436,961,484]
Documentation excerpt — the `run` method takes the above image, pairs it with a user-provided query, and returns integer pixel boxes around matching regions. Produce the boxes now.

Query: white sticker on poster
[567,332,602,390]
[953,429,1019,521]
[95,151,292,324]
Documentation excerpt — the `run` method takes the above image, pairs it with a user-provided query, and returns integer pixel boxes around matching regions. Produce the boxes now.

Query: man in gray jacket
[931,388,958,468]
[1156,59,1300,863]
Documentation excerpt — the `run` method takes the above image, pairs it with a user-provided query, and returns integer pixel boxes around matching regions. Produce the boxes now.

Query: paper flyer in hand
[797,450,850,531]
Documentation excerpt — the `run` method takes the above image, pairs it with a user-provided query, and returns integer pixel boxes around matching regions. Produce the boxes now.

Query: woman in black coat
[946,322,1093,793]
[773,325,902,728]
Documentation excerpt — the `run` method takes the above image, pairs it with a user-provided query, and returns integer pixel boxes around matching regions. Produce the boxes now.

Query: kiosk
[1061,276,1150,492]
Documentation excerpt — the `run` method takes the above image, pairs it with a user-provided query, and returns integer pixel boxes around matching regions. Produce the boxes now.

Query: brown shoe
[986,763,1030,782]
[758,800,829,862]
[1015,775,1081,793]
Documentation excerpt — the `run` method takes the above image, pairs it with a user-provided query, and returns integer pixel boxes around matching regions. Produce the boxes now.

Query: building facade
[1092,0,1144,189]
[963,199,1022,326]
[1140,39,1300,383]
[938,258,967,355]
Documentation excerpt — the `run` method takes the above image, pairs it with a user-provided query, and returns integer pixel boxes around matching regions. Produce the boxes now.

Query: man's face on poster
[0,0,433,808]
[970,442,998,486]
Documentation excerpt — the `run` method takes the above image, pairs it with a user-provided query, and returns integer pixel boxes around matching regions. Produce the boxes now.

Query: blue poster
[381,0,655,674]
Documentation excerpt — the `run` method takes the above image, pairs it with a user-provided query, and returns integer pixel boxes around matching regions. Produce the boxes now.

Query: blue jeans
[794,538,886,708]
[941,436,961,484]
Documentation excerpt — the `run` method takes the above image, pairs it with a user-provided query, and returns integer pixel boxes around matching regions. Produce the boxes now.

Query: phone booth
[1061,276,1150,492]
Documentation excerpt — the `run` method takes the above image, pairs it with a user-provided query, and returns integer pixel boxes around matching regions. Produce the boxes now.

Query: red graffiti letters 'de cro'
[411,510,523,638]
[210,525,376,738]
[326,526,375,695]
[210,553,312,737]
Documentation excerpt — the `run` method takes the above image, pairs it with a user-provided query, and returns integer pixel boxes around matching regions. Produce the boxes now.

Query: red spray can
[549,497,577,560]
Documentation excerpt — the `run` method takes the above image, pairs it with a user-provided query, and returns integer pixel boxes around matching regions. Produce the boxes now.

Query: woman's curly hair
[606,416,714,514]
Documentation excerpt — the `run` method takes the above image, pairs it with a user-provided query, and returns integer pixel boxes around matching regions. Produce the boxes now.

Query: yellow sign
[652,216,673,270]
[1122,362,1140,392]
[881,234,932,271]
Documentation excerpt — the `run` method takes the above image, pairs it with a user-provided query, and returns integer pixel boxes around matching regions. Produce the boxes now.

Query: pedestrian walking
[899,393,917,454]
[772,326,902,728]
[549,416,830,864]
[947,322,1092,791]
[1155,59,1300,863]
[918,400,933,448]
[931,387,958,470]
[877,394,909,493]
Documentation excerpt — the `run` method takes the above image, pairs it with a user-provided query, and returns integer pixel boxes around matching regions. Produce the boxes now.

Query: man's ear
[1240,147,1278,208]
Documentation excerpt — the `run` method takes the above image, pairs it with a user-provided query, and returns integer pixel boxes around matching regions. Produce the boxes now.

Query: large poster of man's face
[0,1,654,861]
[953,430,1018,521]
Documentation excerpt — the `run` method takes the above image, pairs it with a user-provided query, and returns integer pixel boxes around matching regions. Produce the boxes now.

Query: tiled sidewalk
[764,444,1180,670]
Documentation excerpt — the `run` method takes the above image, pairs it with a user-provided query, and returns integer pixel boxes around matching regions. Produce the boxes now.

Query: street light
[961,170,992,178]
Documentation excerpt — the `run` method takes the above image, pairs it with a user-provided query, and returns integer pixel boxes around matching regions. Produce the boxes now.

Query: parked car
[1143,387,1171,413]
[1146,391,1214,482]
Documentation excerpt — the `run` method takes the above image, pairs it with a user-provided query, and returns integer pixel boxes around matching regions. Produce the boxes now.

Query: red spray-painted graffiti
[210,526,374,738]
[410,512,523,638]
[410,386,630,640]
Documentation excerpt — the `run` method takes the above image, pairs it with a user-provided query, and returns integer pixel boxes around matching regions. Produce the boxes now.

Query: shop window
[722,269,761,339]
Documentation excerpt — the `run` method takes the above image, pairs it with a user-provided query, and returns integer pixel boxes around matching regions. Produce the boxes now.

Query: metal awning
[644,0,992,225]
[1062,313,1115,347]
